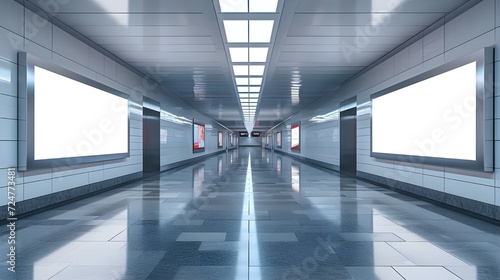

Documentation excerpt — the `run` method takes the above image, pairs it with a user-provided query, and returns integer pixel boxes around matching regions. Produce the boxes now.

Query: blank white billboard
[33,66,129,160]
[371,62,477,161]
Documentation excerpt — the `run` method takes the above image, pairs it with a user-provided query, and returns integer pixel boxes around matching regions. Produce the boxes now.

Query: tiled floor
[1,147,500,279]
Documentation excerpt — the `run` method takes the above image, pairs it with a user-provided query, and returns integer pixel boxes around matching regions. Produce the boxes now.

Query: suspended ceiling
[25,0,476,131]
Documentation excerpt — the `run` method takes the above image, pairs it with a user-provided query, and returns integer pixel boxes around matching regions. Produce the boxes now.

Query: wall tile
[0,118,16,140]
[24,9,52,50]
[52,173,89,192]
[23,179,51,200]
[445,30,495,62]
[0,0,24,36]
[0,141,16,169]
[445,0,495,50]
[424,26,445,61]
[0,184,24,206]
[89,47,105,75]
[445,178,495,204]
[423,175,445,192]
[0,27,23,63]
[0,59,17,97]
[53,26,89,67]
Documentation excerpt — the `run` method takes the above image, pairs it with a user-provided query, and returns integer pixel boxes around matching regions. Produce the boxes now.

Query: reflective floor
[1,147,500,279]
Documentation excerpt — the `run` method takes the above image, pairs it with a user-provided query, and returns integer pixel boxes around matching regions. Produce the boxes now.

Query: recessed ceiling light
[233,65,249,76]
[238,86,261,92]
[250,0,278,12]
[229,48,248,63]
[233,65,266,76]
[250,48,268,62]
[249,77,262,85]
[239,93,259,98]
[250,20,274,43]
[219,0,247,12]
[229,48,268,62]
[223,20,248,43]
[250,65,265,75]
[235,77,262,85]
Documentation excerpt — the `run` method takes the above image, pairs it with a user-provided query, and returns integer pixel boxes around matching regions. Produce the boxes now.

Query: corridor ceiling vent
[215,0,282,133]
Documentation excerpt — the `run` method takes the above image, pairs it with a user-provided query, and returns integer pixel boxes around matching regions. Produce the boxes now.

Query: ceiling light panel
[250,47,268,62]
[235,77,262,85]
[229,48,268,62]
[239,93,260,98]
[223,20,248,42]
[233,65,249,76]
[250,65,265,75]
[249,20,274,43]
[219,0,247,12]
[250,0,278,12]
[238,86,261,92]
[233,65,266,76]
[229,48,248,63]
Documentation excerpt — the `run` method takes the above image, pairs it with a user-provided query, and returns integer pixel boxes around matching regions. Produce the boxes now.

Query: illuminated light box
[218,131,223,148]
[18,52,129,171]
[291,122,300,152]
[276,131,282,148]
[370,48,493,171]
[193,121,205,153]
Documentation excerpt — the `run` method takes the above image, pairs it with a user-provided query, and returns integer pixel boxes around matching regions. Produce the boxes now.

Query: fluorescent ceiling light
[224,20,274,43]
[240,98,259,103]
[250,20,274,43]
[229,48,268,62]
[223,20,248,43]
[239,93,260,98]
[229,48,248,62]
[250,47,268,62]
[233,65,265,76]
[250,65,265,75]
[235,78,249,85]
[238,86,261,92]
[249,77,262,85]
[219,0,247,12]
[235,77,262,86]
[250,0,278,12]
[233,65,248,76]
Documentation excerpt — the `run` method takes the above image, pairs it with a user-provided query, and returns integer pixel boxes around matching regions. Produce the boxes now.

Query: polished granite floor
[1,147,500,280]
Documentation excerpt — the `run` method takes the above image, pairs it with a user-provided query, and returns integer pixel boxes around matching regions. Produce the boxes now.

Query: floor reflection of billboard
[276,157,282,176]
[291,123,300,151]
[218,157,223,175]
[291,164,300,192]
[193,165,205,197]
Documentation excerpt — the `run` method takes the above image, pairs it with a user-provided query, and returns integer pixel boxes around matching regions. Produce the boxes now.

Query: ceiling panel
[28,0,476,131]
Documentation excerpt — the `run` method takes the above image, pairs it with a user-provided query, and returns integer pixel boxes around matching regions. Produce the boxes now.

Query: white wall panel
[445,179,495,204]
[24,9,53,50]
[0,59,18,97]
[0,28,23,63]
[53,26,90,67]
[24,40,51,62]
[23,180,51,200]
[423,175,445,192]
[0,0,24,36]
[0,185,24,205]
[445,0,495,50]
[445,31,495,62]
[52,173,89,192]
[423,26,445,61]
